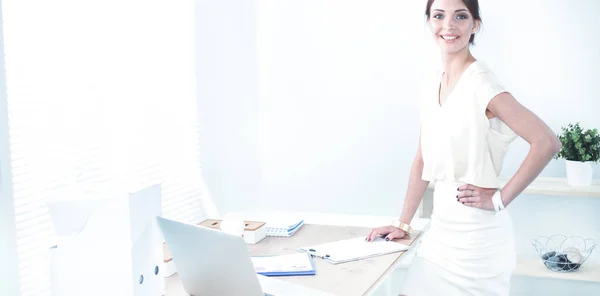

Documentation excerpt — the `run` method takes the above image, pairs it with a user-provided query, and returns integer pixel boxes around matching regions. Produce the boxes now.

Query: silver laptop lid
[157,216,264,296]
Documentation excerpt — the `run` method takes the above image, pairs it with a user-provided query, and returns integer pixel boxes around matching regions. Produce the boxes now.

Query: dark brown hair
[425,0,481,45]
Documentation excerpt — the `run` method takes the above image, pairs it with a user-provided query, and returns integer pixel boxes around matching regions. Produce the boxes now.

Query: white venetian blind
[1,1,216,295]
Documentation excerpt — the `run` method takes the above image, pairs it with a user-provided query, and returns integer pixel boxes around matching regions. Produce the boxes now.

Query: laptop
[156,216,333,296]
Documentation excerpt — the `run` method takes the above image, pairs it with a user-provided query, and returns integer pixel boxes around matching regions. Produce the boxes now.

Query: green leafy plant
[554,123,600,162]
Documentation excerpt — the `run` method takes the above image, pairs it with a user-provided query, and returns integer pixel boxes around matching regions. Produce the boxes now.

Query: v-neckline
[437,61,478,108]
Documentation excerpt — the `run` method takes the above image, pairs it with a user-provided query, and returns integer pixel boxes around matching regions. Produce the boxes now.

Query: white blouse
[419,61,518,189]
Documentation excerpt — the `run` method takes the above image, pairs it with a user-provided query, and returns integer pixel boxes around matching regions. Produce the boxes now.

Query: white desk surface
[164,214,431,296]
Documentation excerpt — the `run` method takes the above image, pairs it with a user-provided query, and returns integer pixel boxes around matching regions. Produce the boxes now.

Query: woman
[365,0,561,295]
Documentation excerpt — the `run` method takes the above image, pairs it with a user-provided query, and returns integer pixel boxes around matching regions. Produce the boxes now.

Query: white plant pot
[565,160,593,186]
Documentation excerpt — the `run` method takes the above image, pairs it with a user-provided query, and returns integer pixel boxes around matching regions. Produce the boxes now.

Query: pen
[307,249,330,258]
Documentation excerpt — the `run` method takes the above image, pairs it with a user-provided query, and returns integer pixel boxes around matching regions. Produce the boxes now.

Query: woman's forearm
[501,137,561,207]
[399,154,430,224]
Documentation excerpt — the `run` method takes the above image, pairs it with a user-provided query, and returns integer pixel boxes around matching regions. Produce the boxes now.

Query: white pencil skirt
[401,180,517,296]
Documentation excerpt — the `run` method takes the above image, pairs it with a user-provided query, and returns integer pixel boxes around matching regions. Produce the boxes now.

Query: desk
[165,216,430,296]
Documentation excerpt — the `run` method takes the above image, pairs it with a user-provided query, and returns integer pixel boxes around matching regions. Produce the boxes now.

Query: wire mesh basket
[532,235,596,272]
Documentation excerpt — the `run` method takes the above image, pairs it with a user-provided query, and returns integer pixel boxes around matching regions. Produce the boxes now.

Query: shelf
[514,259,600,283]
[427,177,600,198]
[505,177,600,198]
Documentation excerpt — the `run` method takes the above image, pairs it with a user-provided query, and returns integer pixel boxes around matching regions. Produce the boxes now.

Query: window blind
[1,1,215,295]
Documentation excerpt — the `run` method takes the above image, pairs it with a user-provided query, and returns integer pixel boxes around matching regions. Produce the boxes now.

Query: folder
[297,236,410,264]
[251,253,316,276]
[48,185,165,296]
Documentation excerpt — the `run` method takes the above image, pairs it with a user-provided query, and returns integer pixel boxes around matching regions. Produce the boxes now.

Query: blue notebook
[265,220,304,237]
[251,252,316,276]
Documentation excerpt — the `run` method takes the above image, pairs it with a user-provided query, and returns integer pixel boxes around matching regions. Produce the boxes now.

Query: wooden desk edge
[363,230,425,295]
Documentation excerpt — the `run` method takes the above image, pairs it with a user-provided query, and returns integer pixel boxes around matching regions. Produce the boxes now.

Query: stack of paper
[297,236,410,264]
[251,253,316,276]
[265,219,304,237]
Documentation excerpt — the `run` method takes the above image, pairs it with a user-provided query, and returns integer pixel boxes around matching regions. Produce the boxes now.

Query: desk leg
[370,276,394,296]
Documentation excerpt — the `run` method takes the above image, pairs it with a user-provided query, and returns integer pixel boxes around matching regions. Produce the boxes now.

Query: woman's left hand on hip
[456,184,497,211]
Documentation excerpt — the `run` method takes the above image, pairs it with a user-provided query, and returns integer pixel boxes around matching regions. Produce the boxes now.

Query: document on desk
[251,253,316,276]
[298,236,410,264]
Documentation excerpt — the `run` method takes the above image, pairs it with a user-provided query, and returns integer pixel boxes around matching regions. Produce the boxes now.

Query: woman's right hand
[365,225,406,242]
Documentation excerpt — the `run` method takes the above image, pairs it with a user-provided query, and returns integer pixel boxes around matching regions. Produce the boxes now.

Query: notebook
[265,220,304,237]
[251,252,316,276]
[297,236,410,264]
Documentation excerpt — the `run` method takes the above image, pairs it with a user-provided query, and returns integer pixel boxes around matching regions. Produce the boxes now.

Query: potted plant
[554,122,600,186]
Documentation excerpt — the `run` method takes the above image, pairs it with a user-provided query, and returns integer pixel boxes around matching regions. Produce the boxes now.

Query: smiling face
[426,0,480,55]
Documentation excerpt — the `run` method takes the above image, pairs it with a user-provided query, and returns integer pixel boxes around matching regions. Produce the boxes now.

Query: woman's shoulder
[467,60,502,84]
[466,60,509,107]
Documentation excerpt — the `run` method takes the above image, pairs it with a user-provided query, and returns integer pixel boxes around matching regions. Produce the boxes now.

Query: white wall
[195,0,262,213]
[0,0,20,294]
[257,1,430,215]
[197,0,600,216]
[472,0,600,178]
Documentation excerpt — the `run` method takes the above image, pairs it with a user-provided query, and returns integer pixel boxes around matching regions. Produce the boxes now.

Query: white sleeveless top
[420,61,517,188]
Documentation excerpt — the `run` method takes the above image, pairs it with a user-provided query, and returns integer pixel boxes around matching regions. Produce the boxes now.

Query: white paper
[298,236,410,264]
[251,253,314,274]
